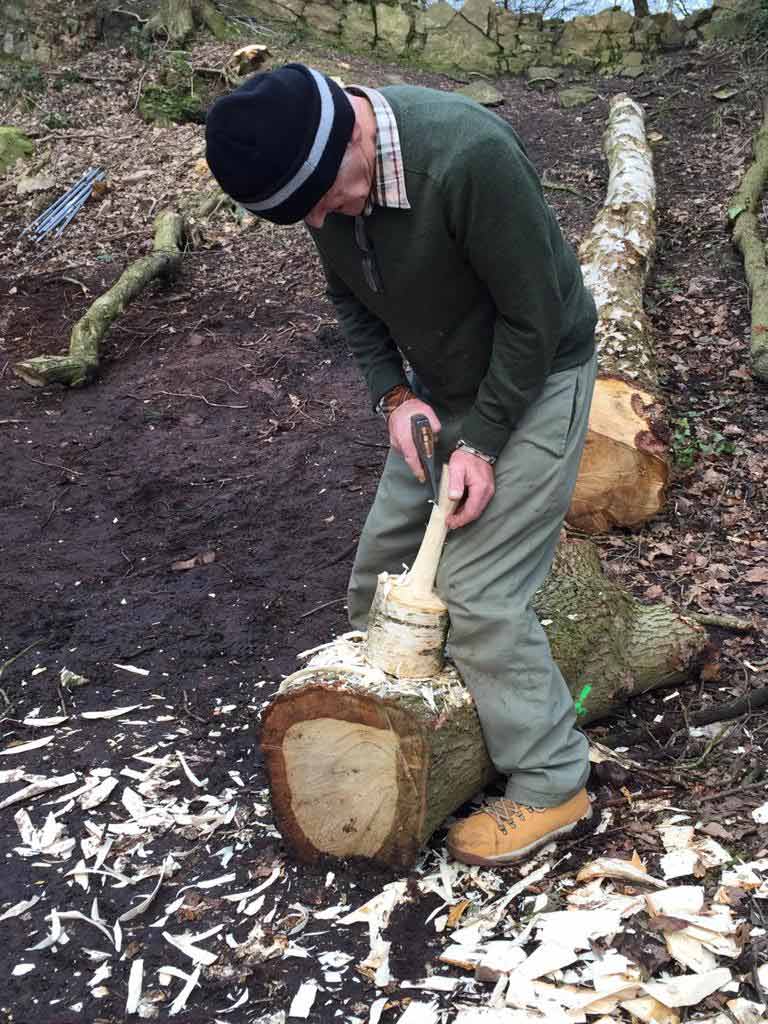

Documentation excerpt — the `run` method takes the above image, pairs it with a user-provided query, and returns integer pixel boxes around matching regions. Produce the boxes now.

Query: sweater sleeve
[315,246,408,410]
[444,129,564,456]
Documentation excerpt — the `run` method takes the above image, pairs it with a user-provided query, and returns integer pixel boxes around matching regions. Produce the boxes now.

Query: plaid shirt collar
[346,85,411,214]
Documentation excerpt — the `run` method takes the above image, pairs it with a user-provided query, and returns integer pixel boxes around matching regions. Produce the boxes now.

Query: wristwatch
[455,439,497,465]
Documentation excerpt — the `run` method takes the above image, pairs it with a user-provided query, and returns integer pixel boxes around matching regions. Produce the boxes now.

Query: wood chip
[396,1000,440,1024]
[338,880,407,937]
[0,772,78,809]
[642,967,731,1007]
[288,980,318,1018]
[81,705,142,720]
[176,750,207,788]
[0,736,54,756]
[21,715,69,728]
[577,857,667,889]
[118,858,170,923]
[505,941,579,983]
[475,941,528,982]
[163,927,221,966]
[535,908,623,949]
[726,997,768,1024]
[168,965,201,1016]
[126,959,143,1014]
[0,895,41,921]
[620,996,680,1023]
[81,776,119,810]
[11,963,36,977]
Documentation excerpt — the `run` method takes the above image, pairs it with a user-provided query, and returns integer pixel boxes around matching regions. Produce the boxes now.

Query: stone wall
[1,0,105,63]
[238,0,750,75]
[0,0,753,71]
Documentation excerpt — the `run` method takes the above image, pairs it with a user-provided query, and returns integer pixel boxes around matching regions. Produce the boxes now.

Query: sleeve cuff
[369,366,410,413]
[460,406,516,458]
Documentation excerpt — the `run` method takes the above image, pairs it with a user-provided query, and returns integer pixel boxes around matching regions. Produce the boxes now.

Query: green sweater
[310,86,596,456]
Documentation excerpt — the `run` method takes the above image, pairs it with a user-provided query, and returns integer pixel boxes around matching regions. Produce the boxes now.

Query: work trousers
[347,352,598,807]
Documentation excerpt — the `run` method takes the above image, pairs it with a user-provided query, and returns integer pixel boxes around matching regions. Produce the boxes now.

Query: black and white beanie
[205,63,355,225]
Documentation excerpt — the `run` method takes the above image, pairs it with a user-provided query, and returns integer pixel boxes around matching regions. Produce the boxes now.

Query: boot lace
[486,798,534,836]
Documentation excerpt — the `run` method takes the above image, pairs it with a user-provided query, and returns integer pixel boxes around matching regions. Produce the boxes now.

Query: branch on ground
[14,210,187,388]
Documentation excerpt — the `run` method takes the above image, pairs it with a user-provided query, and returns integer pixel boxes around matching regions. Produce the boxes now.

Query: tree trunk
[144,0,229,44]
[571,94,669,534]
[262,537,707,867]
[728,97,768,383]
[14,211,186,388]
[632,0,650,17]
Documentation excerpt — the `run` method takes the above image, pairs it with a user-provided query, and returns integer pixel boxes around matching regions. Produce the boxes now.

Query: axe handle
[405,470,457,601]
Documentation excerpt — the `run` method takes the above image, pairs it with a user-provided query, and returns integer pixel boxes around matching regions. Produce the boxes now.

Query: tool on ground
[410,413,438,500]
[21,167,106,242]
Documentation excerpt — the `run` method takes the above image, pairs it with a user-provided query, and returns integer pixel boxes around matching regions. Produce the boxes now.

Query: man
[206,63,598,866]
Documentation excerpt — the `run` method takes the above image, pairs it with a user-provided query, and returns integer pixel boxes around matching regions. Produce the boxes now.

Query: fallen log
[727,96,768,383]
[14,210,186,388]
[570,93,669,534]
[262,537,708,867]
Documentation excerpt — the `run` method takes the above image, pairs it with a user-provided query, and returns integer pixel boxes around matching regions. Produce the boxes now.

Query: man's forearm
[327,287,408,410]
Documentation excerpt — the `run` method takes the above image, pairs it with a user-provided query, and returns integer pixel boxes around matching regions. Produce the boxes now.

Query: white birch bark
[570,94,669,533]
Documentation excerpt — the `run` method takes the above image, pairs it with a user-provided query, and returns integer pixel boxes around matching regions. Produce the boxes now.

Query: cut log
[14,210,186,388]
[262,537,708,867]
[571,93,669,534]
[728,97,768,382]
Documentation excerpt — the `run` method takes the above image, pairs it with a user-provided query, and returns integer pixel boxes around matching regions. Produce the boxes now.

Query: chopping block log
[261,537,708,867]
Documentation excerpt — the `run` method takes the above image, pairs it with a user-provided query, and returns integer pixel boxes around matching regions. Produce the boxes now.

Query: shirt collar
[346,85,411,214]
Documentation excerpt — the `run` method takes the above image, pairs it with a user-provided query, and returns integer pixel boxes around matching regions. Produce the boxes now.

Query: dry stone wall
[0,0,751,71]
[1,0,105,63]
[238,0,748,75]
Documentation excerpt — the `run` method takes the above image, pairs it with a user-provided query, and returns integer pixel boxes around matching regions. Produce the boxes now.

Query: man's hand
[445,448,495,529]
[388,399,442,482]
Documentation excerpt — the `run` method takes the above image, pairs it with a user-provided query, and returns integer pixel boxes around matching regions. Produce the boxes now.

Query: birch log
[14,211,186,388]
[262,537,707,867]
[367,472,456,678]
[727,97,768,382]
[571,94,668,534]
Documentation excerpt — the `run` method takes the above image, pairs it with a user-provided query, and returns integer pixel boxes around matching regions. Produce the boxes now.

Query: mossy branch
[14,210,187,389]
[728,97,768,382]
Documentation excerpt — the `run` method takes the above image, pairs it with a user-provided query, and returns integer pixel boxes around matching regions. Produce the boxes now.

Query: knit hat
[205,63,355,225]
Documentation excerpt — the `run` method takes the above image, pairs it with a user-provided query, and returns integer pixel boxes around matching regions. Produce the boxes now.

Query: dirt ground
[1,29,767,1024]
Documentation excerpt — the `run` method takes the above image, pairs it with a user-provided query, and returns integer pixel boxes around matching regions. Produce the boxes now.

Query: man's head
[205,63,373,228]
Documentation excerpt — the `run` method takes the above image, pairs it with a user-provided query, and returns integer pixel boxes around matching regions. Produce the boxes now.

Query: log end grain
[567,376,669,533]
[262,679,430,865]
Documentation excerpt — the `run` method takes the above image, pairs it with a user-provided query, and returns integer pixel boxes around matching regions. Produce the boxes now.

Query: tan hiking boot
[447,789,592,866]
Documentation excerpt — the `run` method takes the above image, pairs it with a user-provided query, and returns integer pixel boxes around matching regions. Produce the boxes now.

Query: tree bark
[262,537,708,867]
[14,211,186,388]
[728,97,768,383]
[632,0,650,17]
[571,94,669,534]
[144,0,230,44]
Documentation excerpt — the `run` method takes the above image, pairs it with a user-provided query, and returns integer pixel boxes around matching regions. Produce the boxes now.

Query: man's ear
[350,117,363,145]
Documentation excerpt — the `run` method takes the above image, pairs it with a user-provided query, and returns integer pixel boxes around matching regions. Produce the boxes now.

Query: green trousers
[347,353,598,807]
